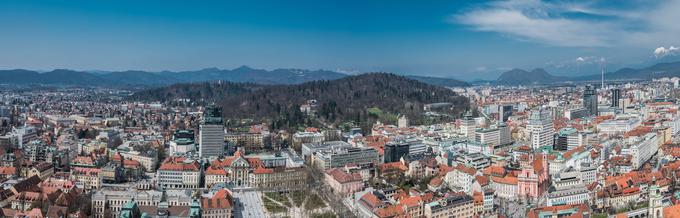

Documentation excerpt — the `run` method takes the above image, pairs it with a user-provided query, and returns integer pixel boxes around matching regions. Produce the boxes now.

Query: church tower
[648,177,663,218]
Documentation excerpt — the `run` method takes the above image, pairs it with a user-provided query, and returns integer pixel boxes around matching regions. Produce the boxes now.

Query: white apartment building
[597,117,641,135]
[527,109,554,149]
[622,133,658,169]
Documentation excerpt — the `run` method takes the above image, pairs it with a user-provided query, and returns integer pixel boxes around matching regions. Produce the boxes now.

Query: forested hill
[222,73,468,127]
[129,73,469,129]
[127,81,262,103]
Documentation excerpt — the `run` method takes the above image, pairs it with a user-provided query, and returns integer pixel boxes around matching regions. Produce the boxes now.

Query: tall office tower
[527,109,554,149]
[383,141,410,163]
[499,105,513,122]
[611,89,621,107]
[199,105,225,158]
[460,111,476,141]
[583,85,598,116]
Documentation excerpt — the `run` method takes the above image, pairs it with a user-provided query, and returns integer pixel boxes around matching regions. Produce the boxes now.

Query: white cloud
[454,0,680,48]
[473,66,488,72]
[654,46,679,58]
[567,56,600,65]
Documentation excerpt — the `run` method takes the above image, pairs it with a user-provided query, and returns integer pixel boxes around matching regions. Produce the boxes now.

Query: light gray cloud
[454,0,680,48]
[654,46,679,58]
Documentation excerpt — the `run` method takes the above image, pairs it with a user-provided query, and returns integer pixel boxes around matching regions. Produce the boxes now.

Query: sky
[1,0,680,81]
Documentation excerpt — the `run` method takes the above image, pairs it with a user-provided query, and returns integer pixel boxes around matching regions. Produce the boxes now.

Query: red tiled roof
[399,196,422,208]
[0,166,16,175]
[326,168,362,183]
[202,189,233,210]
[205,166,228,176]
[492,175,518,185]
[158,157,199,171]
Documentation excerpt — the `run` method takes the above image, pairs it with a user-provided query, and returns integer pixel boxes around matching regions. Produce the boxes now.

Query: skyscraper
[199,105,225,158]
[527,109,554,149]
[583,85,598,116]
[611,88,621,107]
[460,111,476,141]
[499,105,513,122]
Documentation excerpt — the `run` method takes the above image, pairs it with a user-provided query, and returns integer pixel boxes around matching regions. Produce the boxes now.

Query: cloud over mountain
[454,0,680,48]
[655,46,679,58]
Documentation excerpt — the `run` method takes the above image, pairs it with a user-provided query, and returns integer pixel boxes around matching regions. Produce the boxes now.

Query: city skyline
[2,0,680,80]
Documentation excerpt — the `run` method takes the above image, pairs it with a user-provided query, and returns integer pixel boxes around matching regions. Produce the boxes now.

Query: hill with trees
[129,73,469,130]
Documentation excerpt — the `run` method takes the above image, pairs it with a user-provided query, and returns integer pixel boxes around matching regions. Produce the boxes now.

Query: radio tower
[600,57,606,89]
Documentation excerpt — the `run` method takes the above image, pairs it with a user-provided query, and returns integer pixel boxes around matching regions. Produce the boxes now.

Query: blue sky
[1,0,679,81]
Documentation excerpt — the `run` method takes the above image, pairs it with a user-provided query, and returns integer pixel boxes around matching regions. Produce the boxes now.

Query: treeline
[128,81,261,104]
[219,73,468,129]
[129,73,469,130]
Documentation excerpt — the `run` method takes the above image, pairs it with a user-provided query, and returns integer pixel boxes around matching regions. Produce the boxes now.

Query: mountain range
[0,66,469,87]
[494,61,680,85]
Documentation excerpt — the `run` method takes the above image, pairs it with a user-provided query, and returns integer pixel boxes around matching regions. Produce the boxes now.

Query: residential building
[201,189,233,218]
[325,168,364,197]
[424,195,474,218]
[71,167,102,190]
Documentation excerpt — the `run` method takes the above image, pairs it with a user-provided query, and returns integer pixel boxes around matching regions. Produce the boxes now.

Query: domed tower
[648,177,663,218]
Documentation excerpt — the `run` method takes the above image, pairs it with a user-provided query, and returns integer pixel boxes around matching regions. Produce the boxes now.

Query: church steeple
[157,188,170,218]
[648,177,663,218]
[189,197,202,218]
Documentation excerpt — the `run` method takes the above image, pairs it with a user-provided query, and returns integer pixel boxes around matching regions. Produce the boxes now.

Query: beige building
[250,166,307,191]
[225,133,265,150]
[424,195,474,218]
[71,167,103,190]
[26,162,54,180]
[205,166,229,188]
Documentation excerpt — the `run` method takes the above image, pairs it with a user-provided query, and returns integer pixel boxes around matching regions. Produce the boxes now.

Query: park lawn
[265,192,292,207]
[311,212,337,218]
[290,190,307,207]
[304,193,327,210]
[262,196,288,214]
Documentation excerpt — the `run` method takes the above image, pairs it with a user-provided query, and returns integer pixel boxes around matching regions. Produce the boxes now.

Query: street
[232,187,267,218]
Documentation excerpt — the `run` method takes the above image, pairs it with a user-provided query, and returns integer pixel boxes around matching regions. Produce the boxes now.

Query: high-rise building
[498,123,512,145]
[460,111,476,141]
[583,85,598,116]
[476,128,500,147]
[554,128,577,151]
[611,88,621,107]
[199,105,225,158]
[527,109,554,149]
[383,141,410,163]
[499,105,513,122]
